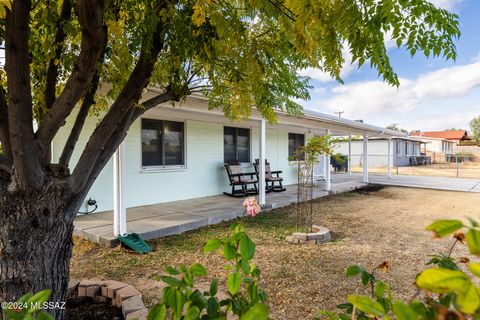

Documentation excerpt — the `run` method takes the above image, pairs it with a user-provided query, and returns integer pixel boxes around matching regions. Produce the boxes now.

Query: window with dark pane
[224,126,250,163]
[288,133,305,160]
[141,119,184,167]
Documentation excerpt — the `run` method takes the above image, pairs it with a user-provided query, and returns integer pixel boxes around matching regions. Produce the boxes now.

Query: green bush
[2,290,53,320]
[148,222,268,320]
[318,218,480,319]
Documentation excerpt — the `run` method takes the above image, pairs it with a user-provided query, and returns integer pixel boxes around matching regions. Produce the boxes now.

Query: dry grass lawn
[70,187,480,319]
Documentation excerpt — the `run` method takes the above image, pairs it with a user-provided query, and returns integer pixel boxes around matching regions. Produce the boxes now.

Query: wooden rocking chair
[223,160,258,197]
[254,159,286,192]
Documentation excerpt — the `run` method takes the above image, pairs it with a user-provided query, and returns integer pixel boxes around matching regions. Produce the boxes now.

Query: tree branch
[79,90,176,197]
[36,0,106,153]
[58,73,99,168]
[70,11,171,191]
[5,0,44,190]
[45,0,73,110]
[58,25,108,168]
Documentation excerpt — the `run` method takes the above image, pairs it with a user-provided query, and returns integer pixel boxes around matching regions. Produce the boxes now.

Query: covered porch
[74,174,365,246]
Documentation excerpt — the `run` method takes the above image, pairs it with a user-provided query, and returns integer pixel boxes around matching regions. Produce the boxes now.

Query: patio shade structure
[111,92,406,235]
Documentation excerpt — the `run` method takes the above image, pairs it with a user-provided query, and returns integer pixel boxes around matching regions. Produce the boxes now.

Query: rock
[125,308,149,320]
[122,295,145,318]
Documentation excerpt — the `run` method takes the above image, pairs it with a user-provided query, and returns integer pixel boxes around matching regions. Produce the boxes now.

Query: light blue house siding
[52,99,311,213]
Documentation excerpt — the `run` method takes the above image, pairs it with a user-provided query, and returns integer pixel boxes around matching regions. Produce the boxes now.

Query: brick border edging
[68,279,148,320]
[285,225,332,244]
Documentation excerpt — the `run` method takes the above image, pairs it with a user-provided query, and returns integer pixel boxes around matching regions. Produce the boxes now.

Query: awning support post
[387,138,392,178]
[325,129,331,191]
[259,119,266,206]
[363,135,369,184]
[114,141,127,237]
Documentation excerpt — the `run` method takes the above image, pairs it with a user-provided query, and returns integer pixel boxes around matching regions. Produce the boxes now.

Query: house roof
[411,130,467,140]
[144,90,407,138]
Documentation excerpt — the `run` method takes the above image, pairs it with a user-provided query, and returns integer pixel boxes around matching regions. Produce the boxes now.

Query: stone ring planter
[68,279,148,320]
[286,225,332,244]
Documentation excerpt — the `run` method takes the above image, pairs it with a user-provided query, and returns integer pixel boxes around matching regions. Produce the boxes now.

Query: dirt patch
[71,187,480,320]
[350,184,385,194]
[65,296,123,320]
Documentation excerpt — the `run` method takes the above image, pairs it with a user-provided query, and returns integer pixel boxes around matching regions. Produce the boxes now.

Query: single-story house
[52,92,403,235]
[335,137,425,168]
[412,136,457,163]
[411,130,469,145]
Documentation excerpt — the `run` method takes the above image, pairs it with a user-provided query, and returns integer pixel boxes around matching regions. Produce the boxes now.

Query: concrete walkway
[74,176,364,246]
[367,174,480,193]
[74,173,480,246]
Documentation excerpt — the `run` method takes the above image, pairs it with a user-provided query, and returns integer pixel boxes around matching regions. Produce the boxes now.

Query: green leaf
[227,271,242,295]
[426,219,463,237]
[189,289,208,309]
[185,305,201,320]
[165,266,179,275]
[361,271,373,285]
[416,268,469,293]
[239,234,256,261]
[190,263,207,276]
[210,278,218,296]
[456,281,480,314]
[240,302,269,320]
[147,304,167,320]
[417,268,480,314]
[347,294,385,316]
[160,276,183,287]
[467,229,480,255]
[27,289,51,312]
[223,243,236,260]
[469,263,480,277]
[204,239,222,254]
[174,290,184,315]
[392,301,418,320]
[346,265,362,277]
[207,297,219,318]
[375,281,387,298]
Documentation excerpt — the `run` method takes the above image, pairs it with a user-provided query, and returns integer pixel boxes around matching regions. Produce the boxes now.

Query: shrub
[148,221,268,320]
[2,290,53,320]
[318,218,480,319]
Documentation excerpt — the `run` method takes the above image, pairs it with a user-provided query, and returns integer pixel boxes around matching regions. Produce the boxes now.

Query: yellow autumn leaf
[192,5,206,27]
[0,0,11,19]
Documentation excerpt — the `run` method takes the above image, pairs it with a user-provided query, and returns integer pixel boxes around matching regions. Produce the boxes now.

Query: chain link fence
[345,153,480,179]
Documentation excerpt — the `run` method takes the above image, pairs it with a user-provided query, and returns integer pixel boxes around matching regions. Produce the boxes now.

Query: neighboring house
[52,93,402,213]
[409,136,455,156]
[336,137,424,168]
[411,130,469,145]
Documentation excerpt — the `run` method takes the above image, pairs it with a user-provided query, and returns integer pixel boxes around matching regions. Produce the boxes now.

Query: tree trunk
[0,181,79,320]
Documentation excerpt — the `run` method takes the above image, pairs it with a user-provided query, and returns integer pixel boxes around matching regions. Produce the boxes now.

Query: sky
[298,0,480,132]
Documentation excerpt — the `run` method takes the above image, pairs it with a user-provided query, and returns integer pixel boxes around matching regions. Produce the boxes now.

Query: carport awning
[276,108,407,138]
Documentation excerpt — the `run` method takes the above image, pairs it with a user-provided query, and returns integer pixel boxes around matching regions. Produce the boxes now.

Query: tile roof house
[410,130,469,144]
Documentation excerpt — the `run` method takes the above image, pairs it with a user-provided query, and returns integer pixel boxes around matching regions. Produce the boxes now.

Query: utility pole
[334,111,345,118]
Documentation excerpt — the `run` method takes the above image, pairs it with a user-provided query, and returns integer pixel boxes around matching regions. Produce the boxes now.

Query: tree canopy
[470,116,480,142]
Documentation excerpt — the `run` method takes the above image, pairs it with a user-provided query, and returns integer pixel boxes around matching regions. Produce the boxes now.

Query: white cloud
[428,0,464,11]
[404,106,478,131]
[310,56,480,125]
[299,45,358,83]
[415,60,480,99]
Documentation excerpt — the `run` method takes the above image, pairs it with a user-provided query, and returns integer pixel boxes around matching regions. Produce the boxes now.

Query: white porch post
[113,141,127,237]
[362,134,369,183]
[259,119,266,206]
[325,129,331,191]
[387,138,392,178]
[348,135,352,176]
